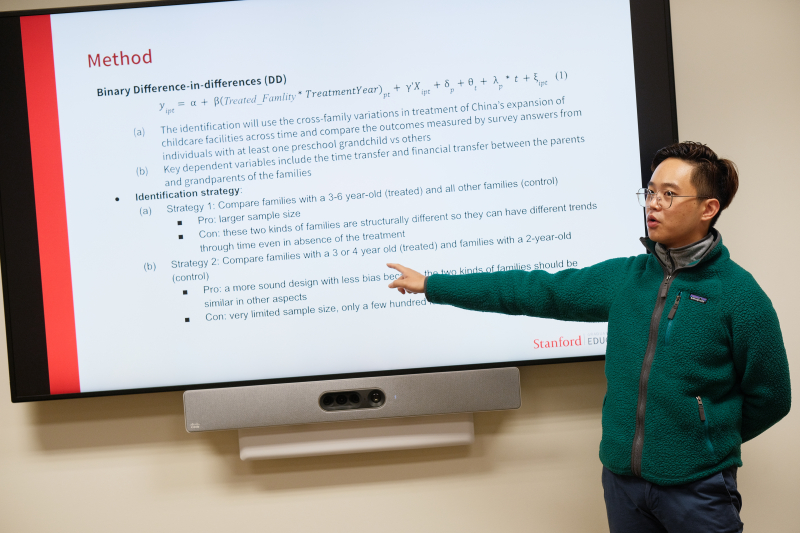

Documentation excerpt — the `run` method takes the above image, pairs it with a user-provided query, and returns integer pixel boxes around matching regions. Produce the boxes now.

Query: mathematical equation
[158,93,299,114]
[391,71,567,98]
[155,71,569,113]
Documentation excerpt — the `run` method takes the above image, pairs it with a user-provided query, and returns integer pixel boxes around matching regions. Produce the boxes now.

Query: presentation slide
[27,0,643,393]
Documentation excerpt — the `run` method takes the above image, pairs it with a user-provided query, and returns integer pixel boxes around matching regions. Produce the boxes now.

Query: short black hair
[651,142,739,227]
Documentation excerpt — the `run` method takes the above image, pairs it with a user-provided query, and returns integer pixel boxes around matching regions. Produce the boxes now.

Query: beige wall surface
[0,1,797,531]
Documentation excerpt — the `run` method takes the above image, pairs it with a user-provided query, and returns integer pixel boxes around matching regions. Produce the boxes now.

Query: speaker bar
[184,367,520,432]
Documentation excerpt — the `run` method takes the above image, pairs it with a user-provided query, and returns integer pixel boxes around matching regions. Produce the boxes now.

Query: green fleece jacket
[425,232,791,485]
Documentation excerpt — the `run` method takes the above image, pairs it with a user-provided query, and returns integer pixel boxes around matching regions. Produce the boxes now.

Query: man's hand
[386,263,426,294]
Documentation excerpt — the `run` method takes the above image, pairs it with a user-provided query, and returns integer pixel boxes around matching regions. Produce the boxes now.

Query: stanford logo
[533,335,582,349]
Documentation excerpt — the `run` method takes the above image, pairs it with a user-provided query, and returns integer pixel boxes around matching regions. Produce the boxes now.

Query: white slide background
[47,0,642,392]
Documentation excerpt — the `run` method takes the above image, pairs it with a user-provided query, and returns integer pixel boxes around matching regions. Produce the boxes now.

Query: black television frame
[0,0,677,402]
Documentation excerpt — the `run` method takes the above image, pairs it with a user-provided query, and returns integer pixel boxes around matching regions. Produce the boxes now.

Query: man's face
[646,158,717,248]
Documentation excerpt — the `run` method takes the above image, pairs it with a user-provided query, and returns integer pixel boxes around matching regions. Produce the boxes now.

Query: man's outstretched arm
[386,258,634,323]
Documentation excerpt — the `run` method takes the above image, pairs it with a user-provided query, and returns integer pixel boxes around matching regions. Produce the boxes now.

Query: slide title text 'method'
[89,49,152,67]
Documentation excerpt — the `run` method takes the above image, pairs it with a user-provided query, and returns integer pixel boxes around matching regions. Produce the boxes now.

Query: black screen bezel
[0,0,677,402]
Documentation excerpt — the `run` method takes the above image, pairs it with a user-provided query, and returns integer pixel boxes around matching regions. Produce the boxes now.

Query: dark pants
[602,466,743,533]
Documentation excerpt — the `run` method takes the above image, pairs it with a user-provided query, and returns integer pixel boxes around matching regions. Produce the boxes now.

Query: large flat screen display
[0,0,677,401]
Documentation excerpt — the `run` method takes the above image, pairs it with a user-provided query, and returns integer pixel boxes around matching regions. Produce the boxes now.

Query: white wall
[0,1,797,531]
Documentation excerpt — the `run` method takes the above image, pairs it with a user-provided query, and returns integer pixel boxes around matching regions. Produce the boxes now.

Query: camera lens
[321,394,334,406]
[369,390,384,404]
[349,393,361,404]
[335,393,347,405]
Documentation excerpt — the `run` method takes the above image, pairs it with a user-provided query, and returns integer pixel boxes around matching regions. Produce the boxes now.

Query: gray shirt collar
[654,231,717,274]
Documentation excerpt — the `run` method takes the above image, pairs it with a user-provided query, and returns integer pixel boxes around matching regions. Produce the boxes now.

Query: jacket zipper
[630,234,719,477]
[631,273,672,476]
[667,292,682,320]
[665,292,682,345]
[696,396,715,454]
[696,396,706,421]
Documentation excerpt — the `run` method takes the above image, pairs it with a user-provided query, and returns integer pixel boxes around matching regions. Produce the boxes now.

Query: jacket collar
[640,228,723,272]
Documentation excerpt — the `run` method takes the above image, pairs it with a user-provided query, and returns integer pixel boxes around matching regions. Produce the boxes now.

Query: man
[386,142,790,532]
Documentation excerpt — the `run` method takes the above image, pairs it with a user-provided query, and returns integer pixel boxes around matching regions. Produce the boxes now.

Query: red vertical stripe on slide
[20,15,80,395]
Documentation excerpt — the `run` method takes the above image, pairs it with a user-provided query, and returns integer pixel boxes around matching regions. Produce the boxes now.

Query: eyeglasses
[636,188,711,209]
